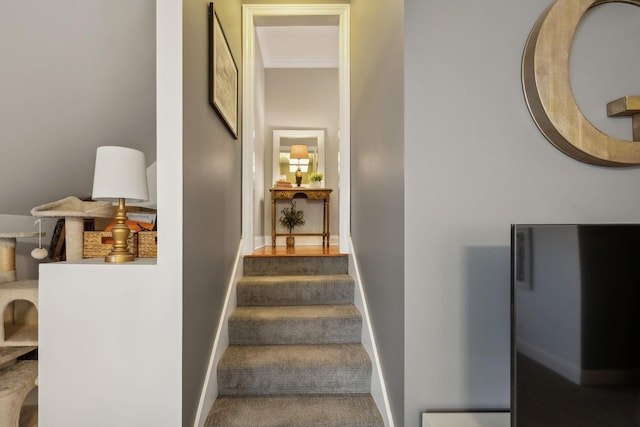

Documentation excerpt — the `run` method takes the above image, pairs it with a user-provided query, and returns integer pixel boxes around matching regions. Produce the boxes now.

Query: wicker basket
[83,231,138,259]
[138,231,157,258]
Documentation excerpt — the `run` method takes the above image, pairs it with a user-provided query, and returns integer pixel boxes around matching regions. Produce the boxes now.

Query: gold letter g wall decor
[522,0,640,167]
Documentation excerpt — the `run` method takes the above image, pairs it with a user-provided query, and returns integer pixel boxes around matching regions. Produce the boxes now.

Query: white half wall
[39,260,181,427]
[38,0,184,424]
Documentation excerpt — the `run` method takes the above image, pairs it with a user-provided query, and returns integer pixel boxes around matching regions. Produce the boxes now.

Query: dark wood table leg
[271,198,276,247]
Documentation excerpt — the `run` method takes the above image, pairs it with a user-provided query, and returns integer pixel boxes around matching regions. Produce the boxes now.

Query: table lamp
[91,146,149,262]
[289,144,309,186]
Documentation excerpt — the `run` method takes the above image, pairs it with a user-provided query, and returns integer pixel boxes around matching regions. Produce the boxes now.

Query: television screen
[512,224,640,427]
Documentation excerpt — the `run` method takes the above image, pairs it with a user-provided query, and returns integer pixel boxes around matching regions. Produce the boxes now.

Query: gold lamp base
[295,168,302,187]
[105,198,135,263]
[105,251,135,263]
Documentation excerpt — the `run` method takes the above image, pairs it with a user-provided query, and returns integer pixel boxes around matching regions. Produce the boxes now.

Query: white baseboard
[348,238,394,427]
[254,235,265,249]
[193,240,243,427]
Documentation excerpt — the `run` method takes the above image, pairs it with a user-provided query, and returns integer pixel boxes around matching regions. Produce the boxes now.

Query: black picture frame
[208,2,238,139]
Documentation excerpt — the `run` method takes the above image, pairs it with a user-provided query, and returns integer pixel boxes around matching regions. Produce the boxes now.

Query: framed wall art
[208,2,238,138]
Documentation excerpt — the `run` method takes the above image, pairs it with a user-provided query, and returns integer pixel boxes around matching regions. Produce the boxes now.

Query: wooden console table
[270,188,332,247]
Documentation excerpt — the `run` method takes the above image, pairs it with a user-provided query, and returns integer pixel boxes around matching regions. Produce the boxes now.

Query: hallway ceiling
[256,25,339,68]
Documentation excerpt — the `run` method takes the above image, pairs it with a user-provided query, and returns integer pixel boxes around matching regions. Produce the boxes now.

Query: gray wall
[182,0,242,426]
[0,1,156,216]
[350,0,405,425]
[263,68,340,237]
[405,0,640,422]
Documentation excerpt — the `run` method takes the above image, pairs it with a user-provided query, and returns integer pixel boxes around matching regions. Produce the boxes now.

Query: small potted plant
[279,200,305,247]
[308,172,323,188]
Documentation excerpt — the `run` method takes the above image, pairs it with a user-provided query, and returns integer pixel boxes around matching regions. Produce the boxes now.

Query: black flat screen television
[511,224,640,427]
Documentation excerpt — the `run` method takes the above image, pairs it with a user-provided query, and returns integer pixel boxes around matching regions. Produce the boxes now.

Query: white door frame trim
[241,4,351,255]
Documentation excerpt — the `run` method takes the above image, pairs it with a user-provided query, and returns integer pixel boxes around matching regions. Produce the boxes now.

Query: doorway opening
[241,4,351,255]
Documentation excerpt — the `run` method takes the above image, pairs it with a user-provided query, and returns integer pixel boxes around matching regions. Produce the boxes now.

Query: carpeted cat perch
[31,196,112,261]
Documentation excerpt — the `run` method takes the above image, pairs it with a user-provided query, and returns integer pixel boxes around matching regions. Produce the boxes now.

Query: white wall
[39,0,183,425]
[155,0,184,420]
[405,0,640,422]
[39,261,181,427]
[254,35,266,243]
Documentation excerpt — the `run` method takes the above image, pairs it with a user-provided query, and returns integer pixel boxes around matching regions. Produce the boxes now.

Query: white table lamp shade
[92,146,149,202]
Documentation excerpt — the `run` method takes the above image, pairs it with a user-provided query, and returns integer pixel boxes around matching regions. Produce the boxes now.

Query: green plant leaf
[279,200,305,233]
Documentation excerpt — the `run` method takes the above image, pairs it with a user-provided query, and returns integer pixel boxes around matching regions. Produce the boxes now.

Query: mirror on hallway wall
[272,129,325,187]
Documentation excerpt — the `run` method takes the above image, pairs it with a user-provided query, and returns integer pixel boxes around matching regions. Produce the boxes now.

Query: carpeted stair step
[243,255,348,276]
[229,305,362,345]
[205,394,384,427]
[218,344,372,396]
[237,274,354,306]
[208,254,384,425]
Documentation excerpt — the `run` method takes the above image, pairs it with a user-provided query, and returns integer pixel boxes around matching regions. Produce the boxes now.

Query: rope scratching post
[0,233,42,284]
[0,243,14,282]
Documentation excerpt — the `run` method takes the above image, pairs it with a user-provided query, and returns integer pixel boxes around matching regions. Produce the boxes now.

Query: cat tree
[0,232,41,427]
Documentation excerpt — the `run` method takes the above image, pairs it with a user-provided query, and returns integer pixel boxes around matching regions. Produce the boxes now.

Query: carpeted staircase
[205,253,384,427]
